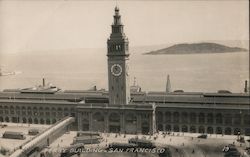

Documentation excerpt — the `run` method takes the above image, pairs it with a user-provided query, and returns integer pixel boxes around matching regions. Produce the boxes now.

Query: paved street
[1,123,249,157]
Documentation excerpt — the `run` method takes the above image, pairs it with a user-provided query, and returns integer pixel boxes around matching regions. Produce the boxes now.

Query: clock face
[111,64,122,76]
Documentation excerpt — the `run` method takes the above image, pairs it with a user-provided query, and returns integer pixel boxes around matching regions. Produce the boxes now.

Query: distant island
[144,42,248,55]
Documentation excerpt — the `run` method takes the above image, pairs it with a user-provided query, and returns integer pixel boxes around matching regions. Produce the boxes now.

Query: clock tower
[107,6,130,105]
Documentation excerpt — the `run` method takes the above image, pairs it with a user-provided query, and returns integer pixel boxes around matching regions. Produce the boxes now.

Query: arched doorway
[190,126,196,133]
[46,119,51,125]
[216,127,222,134]
[93,112,105,132]
[34,118,38,124]
[125,113,137,134]
[40,119,44,124]
[157,124,163,132]
[165,125,171,131]
[5,117,9,122]
[233,128,241,135]
[173,125,179,132]
[22,117,27,123]
[82,119,89,131]
[109,113,120,133]
[245,128,250,136]
[181,125,188,132]
[198,126,205,133]
[207,127,214,134]
[52,119,57,124]
[28,118,32,124]
[225,127,232,135]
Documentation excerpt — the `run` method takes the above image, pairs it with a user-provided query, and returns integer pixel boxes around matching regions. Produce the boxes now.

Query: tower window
[116,94,119,98]
[111,86,114,90]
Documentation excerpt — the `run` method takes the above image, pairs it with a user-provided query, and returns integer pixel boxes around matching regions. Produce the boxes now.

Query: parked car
[197,134,207,139]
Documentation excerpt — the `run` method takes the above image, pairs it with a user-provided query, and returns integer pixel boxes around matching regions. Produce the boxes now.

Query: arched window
[216,113,222,124]
[207,113,213,124]
[181,112,188,123]
[244,115,250,125]
[234,114,241,125]
[190,113,196,123]
[173,112,180,123]
[156,112,163,123]
[93,112,104,122]
[4,106,9,114]
[165,112,171,122]
[198,126,205,133]
[225,114,232,125]
[125,113,137,124]
[207,126,213,134]
[198,113,205,124]
[52,107,56,116]
[0,106,3,114]
[5,117,9,122]
[10,106,14,114]
[33,107,38,116]
[109,113,120,122]
[64,108,69,116]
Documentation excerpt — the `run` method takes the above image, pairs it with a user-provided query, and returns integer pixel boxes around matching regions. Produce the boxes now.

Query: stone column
[136,113,142,134]
[77,112,82,131]
[152,111,156,134]
[150,112,156,135]
[120,111,125,133]
[162,111,166,132]
[104,111,109,133]
[89,111,93,132]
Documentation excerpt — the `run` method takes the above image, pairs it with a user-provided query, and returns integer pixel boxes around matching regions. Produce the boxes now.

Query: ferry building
[0,7,249,136]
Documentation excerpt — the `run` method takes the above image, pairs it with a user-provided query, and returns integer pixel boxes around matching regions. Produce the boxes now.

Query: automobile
[197,134,207,139]
[222,144,237,152]
[224,150,240,157]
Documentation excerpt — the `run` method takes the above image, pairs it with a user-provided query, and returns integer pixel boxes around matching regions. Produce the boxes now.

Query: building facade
[0,7,249,136]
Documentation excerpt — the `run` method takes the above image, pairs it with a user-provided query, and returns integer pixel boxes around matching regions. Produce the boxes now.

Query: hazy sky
[0,0,249,53]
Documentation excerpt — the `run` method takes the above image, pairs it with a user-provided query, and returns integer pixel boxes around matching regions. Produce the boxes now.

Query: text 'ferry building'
[0,7,249,136]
